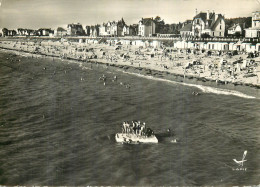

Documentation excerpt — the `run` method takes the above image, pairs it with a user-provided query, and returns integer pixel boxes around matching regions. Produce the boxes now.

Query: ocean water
[0,50,259,186]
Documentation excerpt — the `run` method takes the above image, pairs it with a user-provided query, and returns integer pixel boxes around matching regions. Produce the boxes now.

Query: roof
[140,18,154,26]
[38,28,52,31]
[194,12,207,22]
[194,12,224,30]
[57,27,66,32]
[210,14,224,30]
[228,24,242,30]
[180,23,192,31]
[68,23,83,28]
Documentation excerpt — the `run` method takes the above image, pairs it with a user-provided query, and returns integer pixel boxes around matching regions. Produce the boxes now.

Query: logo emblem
[233,150,247,167]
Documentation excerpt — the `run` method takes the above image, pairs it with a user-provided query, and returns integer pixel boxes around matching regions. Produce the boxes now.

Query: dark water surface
[0,50,259,186]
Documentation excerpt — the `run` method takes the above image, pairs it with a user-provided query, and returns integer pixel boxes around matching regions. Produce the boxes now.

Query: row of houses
[1,17,156,38]
[1,10,260,38]
[0,28,55,37]
[53,17,155,37]
[84,18,153,37]
[180,10,260,38]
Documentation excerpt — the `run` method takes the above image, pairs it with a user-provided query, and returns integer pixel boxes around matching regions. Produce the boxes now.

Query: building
[54,27,67,37]
[130,24,138,36]
[99,23,108,36]
[180,23,193,38]
[245,11,260,38]
[122,25,137,36]
[227,24,243,36]
[191,10,225,37]
[36,28,54,36]
[67,23,85,36]
[90,25,99,37]
[7,29,17,36]
[138,18,156,37]
[99,18,126,37]
[85,26,91,36]
[122,25,130,36]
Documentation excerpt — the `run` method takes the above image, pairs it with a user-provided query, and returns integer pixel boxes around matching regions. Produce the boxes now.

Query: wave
[119,70,256,99]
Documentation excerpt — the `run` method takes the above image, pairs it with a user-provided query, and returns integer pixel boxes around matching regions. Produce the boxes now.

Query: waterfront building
[180,23,193,38]
[122,24,137,36]
[191,10,225,37]
[122,25,130,36]
[227,24,243,36]
[99,18,126,37]
[54,27,67,37]
[90,25,99,37]
[67,23,85,36]
[7,29,17,36]
[245,11,260,38]
[37,28,54,36]
[138,18,156,37]
[99,23,108,36]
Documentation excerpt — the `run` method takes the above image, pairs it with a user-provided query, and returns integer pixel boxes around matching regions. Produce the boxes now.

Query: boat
[115,133,158,144]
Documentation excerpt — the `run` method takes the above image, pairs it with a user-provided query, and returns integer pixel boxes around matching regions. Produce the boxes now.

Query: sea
[0,50,259,186]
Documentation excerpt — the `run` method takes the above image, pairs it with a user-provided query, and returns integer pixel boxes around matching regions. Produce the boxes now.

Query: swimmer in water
[171,139,177,143]
[192,91,200,95]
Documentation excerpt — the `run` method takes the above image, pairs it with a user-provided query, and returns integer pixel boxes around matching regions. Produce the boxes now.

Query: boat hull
[115,133,158,143]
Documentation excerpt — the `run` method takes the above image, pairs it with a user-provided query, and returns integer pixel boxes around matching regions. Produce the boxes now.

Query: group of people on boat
[122,121,154,137]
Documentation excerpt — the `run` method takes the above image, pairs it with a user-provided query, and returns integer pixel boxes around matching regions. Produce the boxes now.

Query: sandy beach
[0,38,260,88]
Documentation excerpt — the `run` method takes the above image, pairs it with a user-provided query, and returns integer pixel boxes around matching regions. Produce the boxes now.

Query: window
[213,32,214,36]
[220,32,221,36]
[220,25,222,29]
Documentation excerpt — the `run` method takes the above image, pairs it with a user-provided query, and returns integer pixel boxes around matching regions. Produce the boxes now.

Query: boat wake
[120,70,256,99]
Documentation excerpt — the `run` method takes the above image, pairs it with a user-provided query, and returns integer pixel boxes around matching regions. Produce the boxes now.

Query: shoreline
[0,43,260,90]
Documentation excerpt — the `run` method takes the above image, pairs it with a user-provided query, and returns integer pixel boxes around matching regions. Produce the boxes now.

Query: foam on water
[120,70,256,99]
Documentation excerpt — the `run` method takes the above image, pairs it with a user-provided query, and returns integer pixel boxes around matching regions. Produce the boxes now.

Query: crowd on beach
[0,38,259,87]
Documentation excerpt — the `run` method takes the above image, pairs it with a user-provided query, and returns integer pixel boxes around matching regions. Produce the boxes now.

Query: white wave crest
[119,70,256,99]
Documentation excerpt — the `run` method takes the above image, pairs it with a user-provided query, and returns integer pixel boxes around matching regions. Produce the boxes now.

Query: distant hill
[225,17,252,29]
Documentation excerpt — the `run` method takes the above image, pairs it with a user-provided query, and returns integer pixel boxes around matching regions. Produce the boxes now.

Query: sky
[0,0,259,29]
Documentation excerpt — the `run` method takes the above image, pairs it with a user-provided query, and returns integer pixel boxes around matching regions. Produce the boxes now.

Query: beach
[0,38,260,88]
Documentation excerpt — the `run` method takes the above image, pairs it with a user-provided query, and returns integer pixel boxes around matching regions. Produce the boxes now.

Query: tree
[154,16,165,33]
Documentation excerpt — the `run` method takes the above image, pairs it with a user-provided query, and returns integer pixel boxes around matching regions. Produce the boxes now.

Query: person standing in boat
[126,121,131,134]
[129,122,134,134]
[137,121,142,135]
[134,121,139,134]
[141,122,146,136]
[131,121,135,134]
[122,121,126,133]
